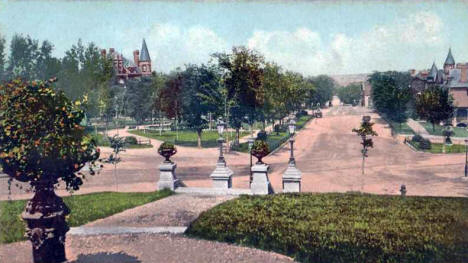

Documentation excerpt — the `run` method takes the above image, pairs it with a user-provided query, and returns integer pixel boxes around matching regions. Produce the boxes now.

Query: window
[143,65,147,72]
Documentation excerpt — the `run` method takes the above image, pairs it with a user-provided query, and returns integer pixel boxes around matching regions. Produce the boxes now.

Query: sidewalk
[407,118,429,135]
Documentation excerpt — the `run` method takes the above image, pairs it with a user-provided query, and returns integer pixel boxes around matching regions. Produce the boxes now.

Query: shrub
[273,124,281,134]
[420,138,432,150]
[256,130,267,141]
[124,136,138,145]
[412,134,424,143]
[186,193,468,263]
[295,110,308,119]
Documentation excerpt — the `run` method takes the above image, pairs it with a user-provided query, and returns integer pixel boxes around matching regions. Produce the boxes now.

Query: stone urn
[158,142,177,163]
[21,179,70,263]
[251,140,270,164]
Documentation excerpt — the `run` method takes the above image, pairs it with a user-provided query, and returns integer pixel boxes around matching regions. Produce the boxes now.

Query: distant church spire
[444,48,455,65]
[140,39,151,62]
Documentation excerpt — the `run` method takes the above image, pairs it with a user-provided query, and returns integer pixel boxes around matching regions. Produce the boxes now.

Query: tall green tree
[126,77,154,124]
[309,75,336,106]
[369,71,412,129]
[6,34,39,80]
[415,85,455,131]
[0,34,5,82]
[215,46,265,144]
[337,83,362,105]
[180,64,222,148]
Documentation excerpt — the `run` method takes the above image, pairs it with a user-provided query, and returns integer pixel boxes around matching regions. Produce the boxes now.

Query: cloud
[145,24,228,72]
[247,11,446,75]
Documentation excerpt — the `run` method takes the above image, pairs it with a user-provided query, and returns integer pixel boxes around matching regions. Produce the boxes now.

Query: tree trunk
[235,128,240,146]
[197,130,202,148]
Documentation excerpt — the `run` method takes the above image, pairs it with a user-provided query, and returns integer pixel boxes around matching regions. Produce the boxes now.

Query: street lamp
[217,119,226,164]
[465,139,468,178]
[248,137,255,185]
[288,119,296,165]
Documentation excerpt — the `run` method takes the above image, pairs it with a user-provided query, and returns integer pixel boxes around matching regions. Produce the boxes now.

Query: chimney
[409,69,416,76]
[460,63,468,83]
[109,48,115,54]
[133,50,140,66]
[101,49,107,58]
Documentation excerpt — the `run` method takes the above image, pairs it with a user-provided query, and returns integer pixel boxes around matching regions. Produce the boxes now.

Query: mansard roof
[444,48,455,65]
[139,39,151,62]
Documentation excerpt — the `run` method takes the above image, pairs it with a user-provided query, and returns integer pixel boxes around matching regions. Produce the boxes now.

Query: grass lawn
[126,144,153,149]
[232,115,314,153]
[387,120,415,135]
[420,121,468,137]
[0,189,172,244]
[129,129,249,148]
[408,140,466,154]
[186,193,468,263]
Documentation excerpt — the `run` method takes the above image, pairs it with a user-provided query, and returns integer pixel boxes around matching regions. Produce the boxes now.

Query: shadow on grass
[72,252,141,263]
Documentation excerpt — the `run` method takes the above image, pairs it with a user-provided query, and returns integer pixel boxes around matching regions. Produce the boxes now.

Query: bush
[420,138,432,150]
[412,134,424,143]
[124,136,138,145]
[186,193,468,263]
[295,110,308,118]
[256,130,268,141]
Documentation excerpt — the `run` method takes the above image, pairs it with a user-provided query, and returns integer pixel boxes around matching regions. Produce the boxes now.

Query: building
[101,39,152,83]
[411,48,468,124]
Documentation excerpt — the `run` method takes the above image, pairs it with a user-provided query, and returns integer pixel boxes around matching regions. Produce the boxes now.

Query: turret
[139,39,152,76]
[444,48,455,74]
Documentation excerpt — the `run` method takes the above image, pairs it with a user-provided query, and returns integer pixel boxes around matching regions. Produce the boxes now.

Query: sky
[0,0,467,76]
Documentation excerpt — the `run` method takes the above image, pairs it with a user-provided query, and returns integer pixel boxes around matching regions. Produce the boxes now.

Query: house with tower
[410,48,468,124]
[101,39,152,83]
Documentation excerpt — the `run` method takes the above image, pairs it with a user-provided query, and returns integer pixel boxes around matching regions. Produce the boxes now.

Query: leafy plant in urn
[251,140,270,164]
[158,142,177,163]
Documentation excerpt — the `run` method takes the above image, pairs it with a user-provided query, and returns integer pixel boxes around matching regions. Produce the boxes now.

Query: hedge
[186,193,468,263]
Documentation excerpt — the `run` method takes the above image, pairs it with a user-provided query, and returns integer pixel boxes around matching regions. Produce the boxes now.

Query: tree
[337,83,362,105]
[309,75,336,106]
[215,46,265,145]
[6,34,40,80]
[126,77,153,124]
[180,64,222,148]
[0,34,5,82]
[352,117,378,176]
[415,85,455,131]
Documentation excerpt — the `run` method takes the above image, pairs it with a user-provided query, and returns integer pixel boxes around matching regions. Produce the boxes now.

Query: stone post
[282,164,302,193]
[251,163,271,195]
[210,161,233,189]
[157,162,178,190]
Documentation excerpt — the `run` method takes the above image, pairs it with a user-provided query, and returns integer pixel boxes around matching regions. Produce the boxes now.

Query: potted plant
[251,140,270,164]
[158,142,177,163]
[0,79,100,263]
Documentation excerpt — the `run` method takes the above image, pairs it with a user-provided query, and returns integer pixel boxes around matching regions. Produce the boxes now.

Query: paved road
[2,98,467,199]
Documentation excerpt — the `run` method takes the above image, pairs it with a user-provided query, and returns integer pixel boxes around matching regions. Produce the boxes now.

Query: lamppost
[210,118,233,189]
[217,119,226,164]
[282,118,301,192]
[288,119,296,165]
[248,137,254,185]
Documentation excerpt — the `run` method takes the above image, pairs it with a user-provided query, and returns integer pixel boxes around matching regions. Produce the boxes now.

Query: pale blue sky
[0,0,467,75]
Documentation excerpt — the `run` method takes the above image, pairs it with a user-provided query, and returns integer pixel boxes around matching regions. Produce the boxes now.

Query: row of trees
[369,71,454,131]
[0,34,337,147]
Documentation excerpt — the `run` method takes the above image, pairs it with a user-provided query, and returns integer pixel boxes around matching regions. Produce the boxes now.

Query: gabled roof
[139,39,151,62]
[444,48,455,65]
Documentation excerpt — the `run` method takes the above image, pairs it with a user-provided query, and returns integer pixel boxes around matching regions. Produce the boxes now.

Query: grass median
[186,193,468,263]
[0,189,173,244]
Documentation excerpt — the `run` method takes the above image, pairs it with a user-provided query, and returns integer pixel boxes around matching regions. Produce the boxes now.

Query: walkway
[0,194,295,263]
[407,118,429,135]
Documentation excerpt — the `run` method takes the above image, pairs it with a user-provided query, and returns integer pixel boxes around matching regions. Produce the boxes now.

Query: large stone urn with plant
[0,79,100,263]
[250,140,272,195]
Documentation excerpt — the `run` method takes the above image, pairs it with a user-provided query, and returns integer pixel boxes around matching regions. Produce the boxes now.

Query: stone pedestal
[157,162,178,190]
[210,162,233,189]
[282,164,302,193]
[251,164,271,195]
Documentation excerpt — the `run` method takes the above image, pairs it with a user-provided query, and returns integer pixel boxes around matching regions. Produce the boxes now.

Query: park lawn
[186,193,468,263]
[126,144,153,149]
[129,129,249,148]
[0,189,172,244]
[387,120,415,135]
[409,140,466,154]
[420,121,468,137]
[233,115,314,153]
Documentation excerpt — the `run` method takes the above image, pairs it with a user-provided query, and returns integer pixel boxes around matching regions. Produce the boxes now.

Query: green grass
[232,115,314,153]
[126,144,153,149]
[409,140,466,154]
[0,189,172,244]
[186,193,468,263]
[128,129,249,148]
[387,120,415,135]
[420,121,468,137]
